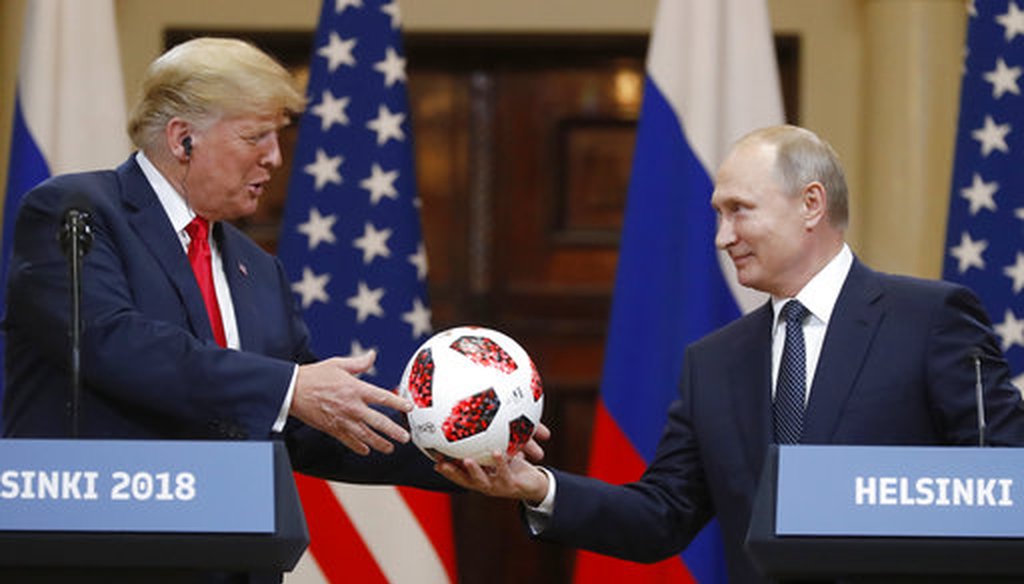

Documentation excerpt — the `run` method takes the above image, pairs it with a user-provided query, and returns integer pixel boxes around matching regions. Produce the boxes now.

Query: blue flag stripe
[1,0,129,431]
[602,77,741,460]
[1,87,55,429]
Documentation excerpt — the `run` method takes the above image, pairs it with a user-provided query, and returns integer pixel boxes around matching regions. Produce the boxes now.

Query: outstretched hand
[434,423,552,504]
[290,351,413,455]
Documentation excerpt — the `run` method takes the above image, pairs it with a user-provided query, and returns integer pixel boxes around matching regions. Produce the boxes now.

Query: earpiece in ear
[182,136,193,159]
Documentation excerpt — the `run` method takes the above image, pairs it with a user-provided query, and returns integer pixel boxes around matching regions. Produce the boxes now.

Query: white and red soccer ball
[398,326,544,465]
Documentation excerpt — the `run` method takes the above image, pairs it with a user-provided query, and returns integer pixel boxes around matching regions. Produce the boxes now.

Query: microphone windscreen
[58,192,94,256]
[61,192,93,217]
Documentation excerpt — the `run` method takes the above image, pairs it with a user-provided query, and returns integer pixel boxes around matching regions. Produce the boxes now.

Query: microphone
[969,347,987,447]
[58,193,93,438]
[59,194,94,259]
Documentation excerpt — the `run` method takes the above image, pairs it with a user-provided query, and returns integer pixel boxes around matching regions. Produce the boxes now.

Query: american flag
[277,1,456,582]
[944,0,1024,392]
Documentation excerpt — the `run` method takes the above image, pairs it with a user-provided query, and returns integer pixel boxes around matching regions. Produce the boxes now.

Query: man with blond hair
[3,37,450,582]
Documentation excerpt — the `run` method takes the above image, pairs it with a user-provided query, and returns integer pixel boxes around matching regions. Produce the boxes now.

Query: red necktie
[185,217,227,347]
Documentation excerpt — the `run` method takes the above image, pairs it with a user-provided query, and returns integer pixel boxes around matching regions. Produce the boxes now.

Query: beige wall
[0,0,967,278]
[770,0,966,278]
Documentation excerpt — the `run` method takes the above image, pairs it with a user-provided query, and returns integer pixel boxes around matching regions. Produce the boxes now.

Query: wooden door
[407,36,646,582]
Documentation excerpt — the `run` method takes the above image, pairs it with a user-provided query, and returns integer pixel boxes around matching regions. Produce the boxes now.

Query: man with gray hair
[437,124,1024,584]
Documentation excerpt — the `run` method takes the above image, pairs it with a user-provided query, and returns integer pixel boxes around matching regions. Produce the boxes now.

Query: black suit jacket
[540,259,1024,583]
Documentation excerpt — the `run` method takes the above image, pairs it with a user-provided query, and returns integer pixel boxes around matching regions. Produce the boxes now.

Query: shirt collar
[135,150,196,234]
[771,243,853,329]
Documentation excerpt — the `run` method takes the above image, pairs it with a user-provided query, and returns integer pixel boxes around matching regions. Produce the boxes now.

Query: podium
[746,445,1024,583]
[0,439,308,583]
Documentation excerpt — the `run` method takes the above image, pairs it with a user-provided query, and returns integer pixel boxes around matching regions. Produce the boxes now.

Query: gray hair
[739,125,849,229]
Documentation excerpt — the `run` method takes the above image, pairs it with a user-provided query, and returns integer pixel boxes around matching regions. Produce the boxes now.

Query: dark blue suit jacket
[3,156,444,487]
[541,260,1024,583]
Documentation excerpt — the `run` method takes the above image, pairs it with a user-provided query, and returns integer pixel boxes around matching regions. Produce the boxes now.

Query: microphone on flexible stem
[58,194,93,438]
[969,347,987,447]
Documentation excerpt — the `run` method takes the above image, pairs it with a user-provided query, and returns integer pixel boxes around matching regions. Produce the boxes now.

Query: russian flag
[574,1,782,582]
[2,0,130,421]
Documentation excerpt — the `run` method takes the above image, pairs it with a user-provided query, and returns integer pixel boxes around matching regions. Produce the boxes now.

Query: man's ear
[802,181,828,229]
[166,117,192,162]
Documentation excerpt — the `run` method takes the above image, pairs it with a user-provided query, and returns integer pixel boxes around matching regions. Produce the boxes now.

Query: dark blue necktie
[774,300,810,444]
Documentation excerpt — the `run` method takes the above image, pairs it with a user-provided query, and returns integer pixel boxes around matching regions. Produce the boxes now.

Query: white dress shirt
[769,243,853,403]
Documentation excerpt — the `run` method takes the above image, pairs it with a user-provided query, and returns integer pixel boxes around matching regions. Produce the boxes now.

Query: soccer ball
[398,326,544,465]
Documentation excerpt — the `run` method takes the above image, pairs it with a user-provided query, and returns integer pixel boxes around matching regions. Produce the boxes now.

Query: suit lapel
[728,302,775,473]
[118,158,216,343]
[218,224,259,351]
[802,259,885,442]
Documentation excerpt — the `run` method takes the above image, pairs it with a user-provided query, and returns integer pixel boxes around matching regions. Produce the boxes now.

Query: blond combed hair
[127,37,306,150]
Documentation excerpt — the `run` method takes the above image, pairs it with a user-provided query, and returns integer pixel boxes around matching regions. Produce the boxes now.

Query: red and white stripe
[285,476,456,584]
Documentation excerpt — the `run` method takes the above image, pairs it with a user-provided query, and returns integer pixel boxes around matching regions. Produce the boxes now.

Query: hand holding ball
[398,326,544,465]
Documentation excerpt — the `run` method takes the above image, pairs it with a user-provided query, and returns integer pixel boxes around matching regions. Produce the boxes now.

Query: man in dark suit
[2,37,450,582]
[436,125,1024,583]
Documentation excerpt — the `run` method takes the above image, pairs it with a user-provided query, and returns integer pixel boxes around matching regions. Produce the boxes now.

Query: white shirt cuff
[272,365,298,433]
[524,467,557,534]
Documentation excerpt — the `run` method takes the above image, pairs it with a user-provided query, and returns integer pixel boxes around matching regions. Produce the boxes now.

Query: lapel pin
[238,262,248,277]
